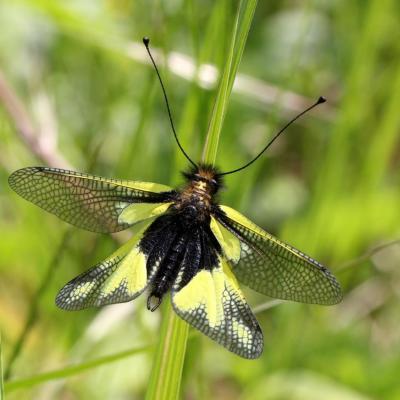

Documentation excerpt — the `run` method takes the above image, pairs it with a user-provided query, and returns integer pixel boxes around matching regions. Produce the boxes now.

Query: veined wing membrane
[56,222,152,310]
[172,254,263,359]
[215,205,342,305]
[9,167,173,233]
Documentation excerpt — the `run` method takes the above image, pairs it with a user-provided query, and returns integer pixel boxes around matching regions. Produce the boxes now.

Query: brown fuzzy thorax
[180,179,212,208]
[173,165,222,221]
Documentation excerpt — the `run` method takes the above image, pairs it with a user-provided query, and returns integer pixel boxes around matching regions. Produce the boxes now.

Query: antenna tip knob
[317,96,327,104]
[143,37,150,47]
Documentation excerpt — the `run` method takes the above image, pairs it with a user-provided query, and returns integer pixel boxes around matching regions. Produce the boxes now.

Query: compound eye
[208,179,219,194]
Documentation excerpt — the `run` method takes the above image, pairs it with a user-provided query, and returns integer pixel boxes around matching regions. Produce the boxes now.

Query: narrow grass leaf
[202,0,258,165]
[145,302,189,400]
[145,2,258,400]
[4,344,153,393]
[0,333,4,400]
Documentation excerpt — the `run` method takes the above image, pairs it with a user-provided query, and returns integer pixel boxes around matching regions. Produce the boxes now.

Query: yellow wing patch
[122,181,172,193]
[102,247,147,296]
[220,204,310,264]
[219,205,270,238]
[210,217,241,262]
[56,222,152,310]
[118,202,172,225]
[172,258,263,359]
[173,269,225,327]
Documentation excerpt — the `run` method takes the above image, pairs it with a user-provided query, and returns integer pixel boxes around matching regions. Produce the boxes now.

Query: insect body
[8,38,342,359]
[9,163,342,358]
[142,166,222,310]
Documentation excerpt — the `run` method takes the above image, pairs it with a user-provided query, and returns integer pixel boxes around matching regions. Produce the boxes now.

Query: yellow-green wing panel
[217,205,342,305]
[119,203,172,225]
[56,223,151,310]
[9,167,172,233]
[119,181,171,192]
[11,168,172,192]
[210,217,241,263]
[172,257,263,359]
[219,205,290,249]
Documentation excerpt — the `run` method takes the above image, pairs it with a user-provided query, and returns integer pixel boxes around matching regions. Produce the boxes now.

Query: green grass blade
[227,0,258,95]
[172,0,230,176]
[4,343,153,393]
[202,0,258,165]
[145,302,189,400]
[145,2,257,400]
[201,3,239,165]
[0,333,4,400]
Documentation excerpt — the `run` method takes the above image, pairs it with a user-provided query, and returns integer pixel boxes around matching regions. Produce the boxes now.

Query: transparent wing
[215,205,342,305]
[56,228,151,310]
[172,250,263,359]
[9,167,173,233]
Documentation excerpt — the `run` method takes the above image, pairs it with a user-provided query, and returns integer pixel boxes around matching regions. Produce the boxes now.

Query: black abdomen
[151,234,187,300]
[139,209,221,311]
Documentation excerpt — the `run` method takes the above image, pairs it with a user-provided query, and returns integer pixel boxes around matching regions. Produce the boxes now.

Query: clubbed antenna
[143,37,197,168]
[217,97,327,176]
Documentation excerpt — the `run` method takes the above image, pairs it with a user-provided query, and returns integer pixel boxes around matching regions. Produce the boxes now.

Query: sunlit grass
[1,0,400,399]
[0,334,4,400]
[145,2,258,398]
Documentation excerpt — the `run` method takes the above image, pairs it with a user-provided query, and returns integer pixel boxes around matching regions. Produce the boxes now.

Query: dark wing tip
[318,267,344,305]
[55,284,74,311]
[327,280,344,305]
[8,167,36,190]
[8,167,51,197]
[245,327,264,359]
[55,282,87,311]
[289,268,343,306]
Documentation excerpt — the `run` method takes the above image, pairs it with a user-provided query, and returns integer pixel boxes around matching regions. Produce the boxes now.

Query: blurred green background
[1,0,400,399]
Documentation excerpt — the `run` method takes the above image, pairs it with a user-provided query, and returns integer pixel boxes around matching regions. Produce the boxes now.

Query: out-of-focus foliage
[0,0,399,399]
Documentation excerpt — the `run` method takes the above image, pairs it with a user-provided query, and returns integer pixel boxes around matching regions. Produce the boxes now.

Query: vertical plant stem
[0,333,4,400]
[203,0,258,164]
[145,302,189,400]
[201,5,239,165]
[145,1,258,399]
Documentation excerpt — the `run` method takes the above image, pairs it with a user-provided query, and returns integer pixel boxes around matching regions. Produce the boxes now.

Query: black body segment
[139,210,222,306]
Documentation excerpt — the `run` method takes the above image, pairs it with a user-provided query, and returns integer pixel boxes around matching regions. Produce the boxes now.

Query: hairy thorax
[173,165,221,223]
